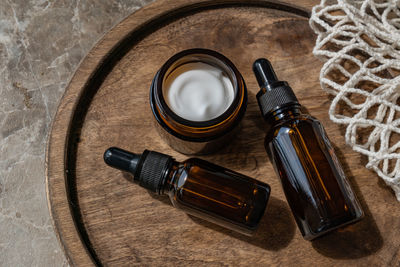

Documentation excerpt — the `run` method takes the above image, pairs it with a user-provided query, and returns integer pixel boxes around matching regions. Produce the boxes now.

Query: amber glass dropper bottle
[104,147,270,235]
[253,58,363,240]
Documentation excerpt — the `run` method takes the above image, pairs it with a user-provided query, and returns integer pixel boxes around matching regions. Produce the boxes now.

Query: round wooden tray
[46,0,400,266]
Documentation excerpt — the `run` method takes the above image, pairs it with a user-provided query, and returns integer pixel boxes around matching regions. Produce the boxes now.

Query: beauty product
[163,62,234,122]
[150,48,247,155]
[253,58,363,240]
[104,147,270,235]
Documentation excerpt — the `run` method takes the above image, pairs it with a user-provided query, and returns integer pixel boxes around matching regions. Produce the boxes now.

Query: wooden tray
[46,0,400,266]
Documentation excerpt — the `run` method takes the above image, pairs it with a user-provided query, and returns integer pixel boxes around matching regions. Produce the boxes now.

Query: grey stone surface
[0,1,153,265]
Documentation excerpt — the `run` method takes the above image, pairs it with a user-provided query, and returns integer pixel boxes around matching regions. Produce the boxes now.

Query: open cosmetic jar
[150,48,247,155]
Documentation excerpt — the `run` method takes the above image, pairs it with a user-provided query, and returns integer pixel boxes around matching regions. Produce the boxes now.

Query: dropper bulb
[104,147,140,174]
[252,58,278,89]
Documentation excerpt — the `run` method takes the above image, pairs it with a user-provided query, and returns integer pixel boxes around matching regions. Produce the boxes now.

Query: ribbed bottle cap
[253,58,299,118]
[137,150,172,193]
[104,147,172,193]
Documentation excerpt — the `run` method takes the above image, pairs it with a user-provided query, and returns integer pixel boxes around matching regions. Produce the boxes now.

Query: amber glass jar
[150,48,247,155]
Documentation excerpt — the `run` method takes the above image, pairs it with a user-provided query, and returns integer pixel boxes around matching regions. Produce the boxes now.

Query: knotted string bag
[309,0,400,200]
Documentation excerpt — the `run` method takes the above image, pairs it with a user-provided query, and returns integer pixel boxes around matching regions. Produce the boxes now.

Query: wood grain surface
[46,0,400,266]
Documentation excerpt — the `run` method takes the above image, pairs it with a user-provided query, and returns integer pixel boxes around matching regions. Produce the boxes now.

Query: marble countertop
[0,1,153,265]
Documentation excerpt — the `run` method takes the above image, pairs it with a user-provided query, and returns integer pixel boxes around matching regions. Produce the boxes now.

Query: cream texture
[163,62,234,122]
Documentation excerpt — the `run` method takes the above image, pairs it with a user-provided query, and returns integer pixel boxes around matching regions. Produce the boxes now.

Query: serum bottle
[104,147,270,235]
[253,59,363,240]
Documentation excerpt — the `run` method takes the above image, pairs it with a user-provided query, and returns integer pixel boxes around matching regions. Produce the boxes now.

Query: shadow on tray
[311,143,383,259]
[188,196,296,251]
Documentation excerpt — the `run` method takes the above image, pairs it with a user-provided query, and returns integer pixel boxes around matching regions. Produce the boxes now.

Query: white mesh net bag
[309,0,400,200]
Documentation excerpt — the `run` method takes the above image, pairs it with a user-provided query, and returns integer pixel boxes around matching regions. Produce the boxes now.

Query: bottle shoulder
[271,113,320,129]
[265,114,322,140]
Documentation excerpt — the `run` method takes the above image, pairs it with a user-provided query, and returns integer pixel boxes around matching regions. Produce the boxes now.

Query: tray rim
[45,0,314,266]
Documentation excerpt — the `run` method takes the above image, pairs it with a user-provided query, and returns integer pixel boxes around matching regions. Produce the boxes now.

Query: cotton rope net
[309,0,400,200]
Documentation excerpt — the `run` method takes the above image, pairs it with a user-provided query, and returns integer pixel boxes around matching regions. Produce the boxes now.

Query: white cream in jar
[163,62,235,122]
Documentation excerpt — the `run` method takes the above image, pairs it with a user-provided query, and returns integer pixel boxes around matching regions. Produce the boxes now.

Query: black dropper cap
[104,147,172,193]
[253,58,299,119]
